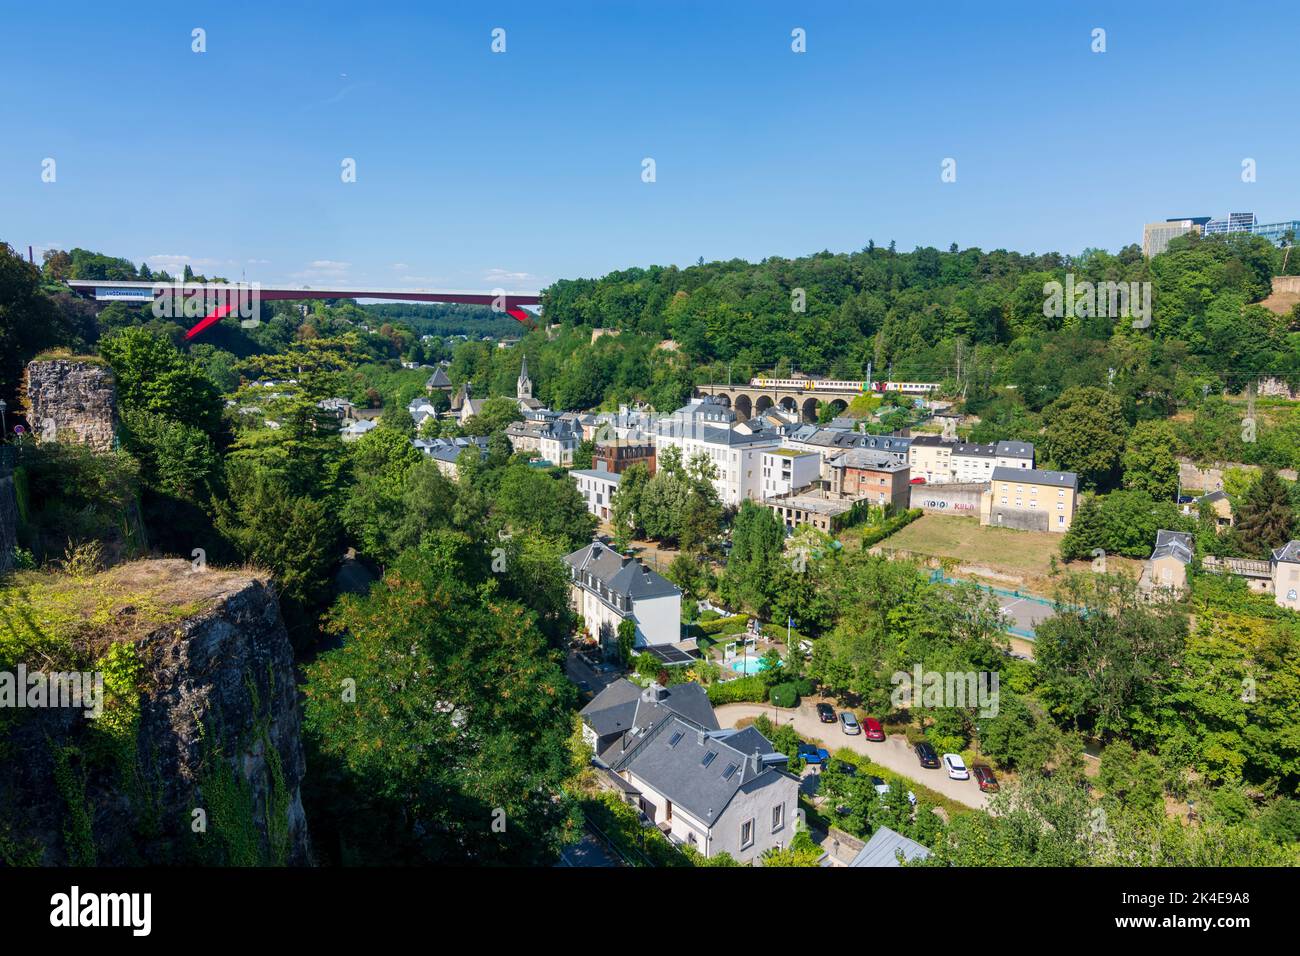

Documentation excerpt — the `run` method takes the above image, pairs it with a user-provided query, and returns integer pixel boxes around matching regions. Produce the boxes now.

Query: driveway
[713,702,989,811]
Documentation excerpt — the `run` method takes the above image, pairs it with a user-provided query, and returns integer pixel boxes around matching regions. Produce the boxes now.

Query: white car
[943,753,970,780]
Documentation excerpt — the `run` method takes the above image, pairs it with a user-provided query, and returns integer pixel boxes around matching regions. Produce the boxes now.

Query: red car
[972,764,999,792]
[863,717,885,741]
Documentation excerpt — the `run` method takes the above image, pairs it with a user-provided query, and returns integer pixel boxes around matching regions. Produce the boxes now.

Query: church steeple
[517,353,532,400]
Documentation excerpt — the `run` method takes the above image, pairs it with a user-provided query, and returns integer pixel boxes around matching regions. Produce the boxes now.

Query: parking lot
[713,701,991,810]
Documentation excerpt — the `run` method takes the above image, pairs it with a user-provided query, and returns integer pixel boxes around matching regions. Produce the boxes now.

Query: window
[669,731,684,748]
[740,818,754,849]
[701,751,718,768]
[722,763,738,780]
[771,803,784,833]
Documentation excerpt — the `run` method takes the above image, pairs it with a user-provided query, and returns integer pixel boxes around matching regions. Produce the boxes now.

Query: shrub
[769,682,799,708]
[706,675,767,705]
[859,508,922,549]
[697,614,749,636]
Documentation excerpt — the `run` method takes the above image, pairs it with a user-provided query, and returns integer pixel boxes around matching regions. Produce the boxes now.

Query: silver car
[839,711,861,735]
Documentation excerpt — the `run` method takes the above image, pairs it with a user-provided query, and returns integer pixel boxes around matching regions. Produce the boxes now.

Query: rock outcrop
[23,358,118,451]
[0,560,311,865]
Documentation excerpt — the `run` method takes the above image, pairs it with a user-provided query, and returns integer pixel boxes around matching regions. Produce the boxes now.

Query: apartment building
[593,439,657,475]
[570,469,621,521]
[760,448,821,499]
[980,466,1078,533]
[908,434,955,484]
[828,449,911,509]
[653,397,780,507]
[505,417,581,466]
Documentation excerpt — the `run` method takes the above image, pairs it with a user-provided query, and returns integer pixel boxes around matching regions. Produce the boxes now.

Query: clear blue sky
[1,1,1295,291]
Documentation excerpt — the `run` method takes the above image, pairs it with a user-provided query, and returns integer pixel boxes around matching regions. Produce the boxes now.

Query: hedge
[707,675,767,705]
[697,614,750,636]
[859,508,923,549]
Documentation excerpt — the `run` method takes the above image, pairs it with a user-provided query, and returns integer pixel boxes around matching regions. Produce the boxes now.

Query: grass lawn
[867,513,1143,595]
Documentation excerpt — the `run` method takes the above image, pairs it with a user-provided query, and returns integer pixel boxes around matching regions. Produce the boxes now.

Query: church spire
[517,353,533,400]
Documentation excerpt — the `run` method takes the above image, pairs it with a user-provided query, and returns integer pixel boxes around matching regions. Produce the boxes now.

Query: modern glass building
[1201,212,1299,245]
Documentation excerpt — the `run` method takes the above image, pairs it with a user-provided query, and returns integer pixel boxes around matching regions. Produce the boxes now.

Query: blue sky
[1,1,1295,291]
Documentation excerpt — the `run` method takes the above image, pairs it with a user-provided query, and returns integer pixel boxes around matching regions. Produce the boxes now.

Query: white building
[564,541,682,648]
[606,714,800,864]
[759,448,821,499]
[506,417,580,466]
[571,468,621,521]
[653,397,780,507]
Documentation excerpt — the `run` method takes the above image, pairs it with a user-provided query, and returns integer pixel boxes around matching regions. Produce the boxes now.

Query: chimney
[750,749,761,774]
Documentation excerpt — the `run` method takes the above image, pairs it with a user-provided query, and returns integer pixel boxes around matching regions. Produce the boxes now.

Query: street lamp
[0,399,7,438]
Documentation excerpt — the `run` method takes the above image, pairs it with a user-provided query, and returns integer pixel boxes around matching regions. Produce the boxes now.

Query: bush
[769,682,799,708]
[706,675,767,705]
[859,508,922,549]
[697,613,749,636]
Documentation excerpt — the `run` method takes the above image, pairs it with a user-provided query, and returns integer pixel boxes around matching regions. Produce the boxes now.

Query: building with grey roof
[580,680,718,765]
[848,826,932,867]
[982,467,1079,533]
[1141,529,1194,599]
[564,541,682,649]
[605,712,799,863]
[1271,540,1300,612]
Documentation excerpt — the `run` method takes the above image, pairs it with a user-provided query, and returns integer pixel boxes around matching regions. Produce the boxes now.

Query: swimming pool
[729,655,769,674]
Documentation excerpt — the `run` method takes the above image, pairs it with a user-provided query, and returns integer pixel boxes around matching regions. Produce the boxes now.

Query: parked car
[871,777,919,808]
[972,764,999,792]
[797,743,830,765]
[863,717,885,741]
[839,711,861,735]
[914,742,940,769]
[816,703,836,723]
[830,759,857,777]
[943,753,970,780]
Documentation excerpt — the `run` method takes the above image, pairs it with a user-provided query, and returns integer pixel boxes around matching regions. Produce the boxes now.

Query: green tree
[1122,419,1179,500]
[1233,466,1296,557]
[1041,386,1128,490]
[301,534,578,865]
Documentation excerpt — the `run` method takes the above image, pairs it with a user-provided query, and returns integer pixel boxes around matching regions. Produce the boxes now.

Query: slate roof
[1196,490,1230,504]
[831,448,910,472]
[425,366,452,389]
[995,440,1035,459]
[952,442,998,458]
[1272,540,1300,564]
[563,541,681,603]
[849,826,932,867]
[908,434,953,448]
[580,680,719,762]
[1151,529,1194,563]
[610,714,790,826]
[990,466,1078,489]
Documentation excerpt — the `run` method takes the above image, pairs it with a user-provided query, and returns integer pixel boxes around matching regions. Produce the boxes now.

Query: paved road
[557,828,624,867]
[714,702,989,811]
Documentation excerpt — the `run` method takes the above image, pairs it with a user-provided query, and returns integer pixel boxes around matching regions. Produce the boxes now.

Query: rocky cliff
[23,357,118,451]
[0,559,311,865]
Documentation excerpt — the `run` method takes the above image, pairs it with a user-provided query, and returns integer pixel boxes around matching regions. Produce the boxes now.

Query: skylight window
[722,763,738,780]
[669,731,684,747]
[701,751,718,767]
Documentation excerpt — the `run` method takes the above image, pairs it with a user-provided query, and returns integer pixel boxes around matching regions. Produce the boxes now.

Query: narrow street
[713,702,990,810]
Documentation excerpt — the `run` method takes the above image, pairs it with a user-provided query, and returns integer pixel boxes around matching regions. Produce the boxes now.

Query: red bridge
[64,280,542,338]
